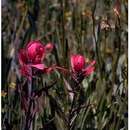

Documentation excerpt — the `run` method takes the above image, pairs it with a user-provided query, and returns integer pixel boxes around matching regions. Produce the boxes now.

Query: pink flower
[71,55,85,72]
[71,54,96,78]
[18,40,54,79]
[20,65,32,80]
[83,60,96,76]
[26,40,45,64]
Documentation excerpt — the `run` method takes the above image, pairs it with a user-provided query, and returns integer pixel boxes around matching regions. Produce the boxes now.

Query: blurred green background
[2,0,128,130]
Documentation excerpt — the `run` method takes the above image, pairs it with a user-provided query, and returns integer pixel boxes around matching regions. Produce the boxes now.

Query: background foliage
[2,0,128,130]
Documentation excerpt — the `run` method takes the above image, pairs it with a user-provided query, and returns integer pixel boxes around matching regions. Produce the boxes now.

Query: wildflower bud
[45,43,54,53]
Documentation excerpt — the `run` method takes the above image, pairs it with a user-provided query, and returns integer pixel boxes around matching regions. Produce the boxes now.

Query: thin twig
[34,80,57,98]
[92,0,102,76]
[112,16,121,85]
